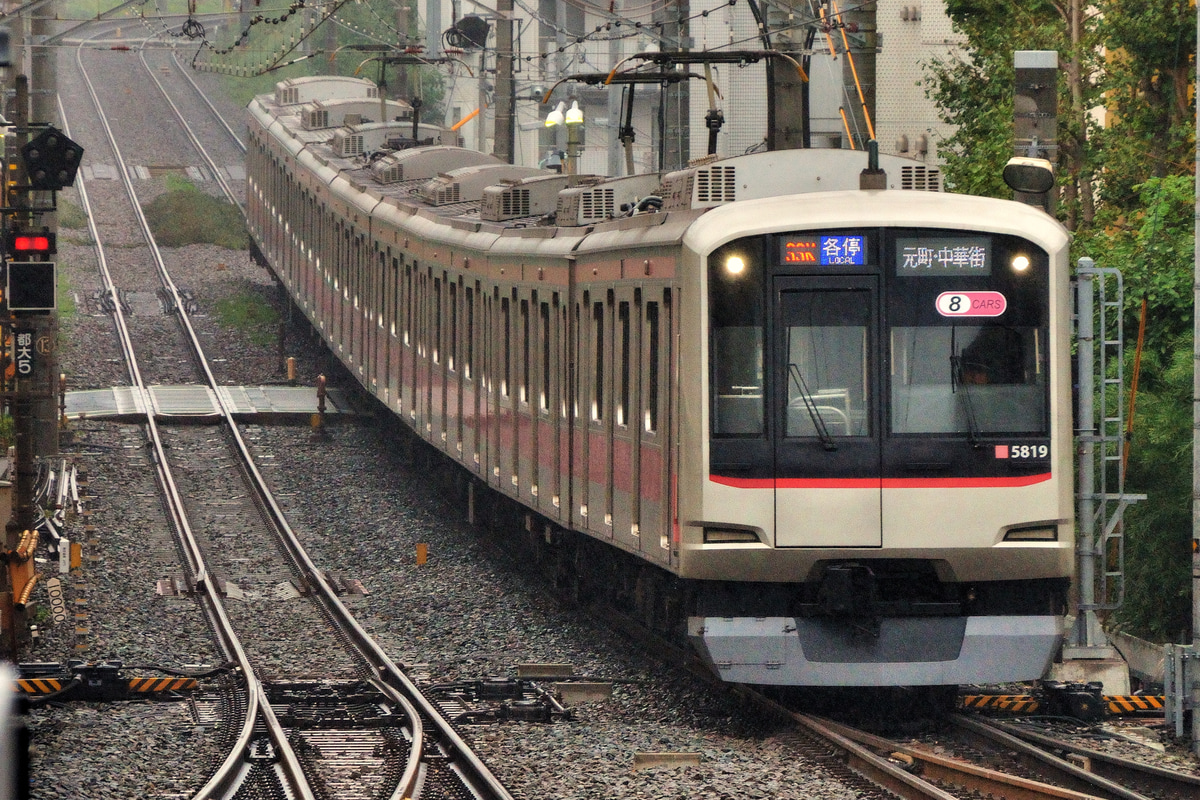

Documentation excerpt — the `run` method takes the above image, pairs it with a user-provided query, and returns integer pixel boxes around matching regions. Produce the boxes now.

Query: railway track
[25,18,1198,800]
[798,712,1200,800]
[51,32,514,800]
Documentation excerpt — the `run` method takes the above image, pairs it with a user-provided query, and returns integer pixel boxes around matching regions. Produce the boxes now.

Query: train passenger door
[773,276,882,547]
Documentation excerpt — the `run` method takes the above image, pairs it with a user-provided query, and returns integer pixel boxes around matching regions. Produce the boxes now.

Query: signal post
[0,72,81,660]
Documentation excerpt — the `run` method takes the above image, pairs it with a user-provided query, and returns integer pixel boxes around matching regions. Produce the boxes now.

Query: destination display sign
[896,236,991,276]
[780,234,867,266]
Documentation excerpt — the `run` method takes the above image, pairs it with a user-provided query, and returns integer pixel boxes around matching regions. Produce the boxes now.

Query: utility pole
[1191,5,1200,756]
[0,71,81,660]
[492,0,515,163]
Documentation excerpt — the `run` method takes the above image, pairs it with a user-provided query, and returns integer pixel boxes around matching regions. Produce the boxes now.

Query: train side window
[646,301,659,433]
[449,281,458,372]
[618,300,630,427]
[390,257,399,336]
[540,301,551,412]
[465,285,475,380]
[502,296,511,397]
[433,276,442,363]
[592,301,605,422]
[521,297,530,404]
[404,263,414,346]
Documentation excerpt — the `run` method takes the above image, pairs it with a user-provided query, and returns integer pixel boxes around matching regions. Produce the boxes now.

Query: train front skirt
[688,615,1063,686]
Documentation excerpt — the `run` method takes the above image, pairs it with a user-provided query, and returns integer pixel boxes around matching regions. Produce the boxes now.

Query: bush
[215,291,279,346]
[143,177,245,249]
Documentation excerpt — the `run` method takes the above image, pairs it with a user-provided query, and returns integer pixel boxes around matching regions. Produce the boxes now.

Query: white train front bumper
[688,615,1063,686]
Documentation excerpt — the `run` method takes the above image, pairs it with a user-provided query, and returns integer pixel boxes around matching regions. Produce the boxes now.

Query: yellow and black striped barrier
[959,694,1041,714]
[1105,695,1165,714]
[14,663,201,701]
[959,693,1166,718]
[15,677,65,695]
[128,677,198,693]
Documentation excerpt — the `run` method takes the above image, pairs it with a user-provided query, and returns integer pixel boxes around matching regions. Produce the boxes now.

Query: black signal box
[21,127,84,191]
[6,261,56,312]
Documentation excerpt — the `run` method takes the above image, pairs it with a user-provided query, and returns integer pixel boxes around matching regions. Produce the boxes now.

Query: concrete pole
[1073,264,1099,650]
[1191,2,1200,754]
[492,0,515,163]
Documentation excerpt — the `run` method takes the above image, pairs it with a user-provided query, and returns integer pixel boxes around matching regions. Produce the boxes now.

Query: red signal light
[12,235,50,252]
[6,229,55,255]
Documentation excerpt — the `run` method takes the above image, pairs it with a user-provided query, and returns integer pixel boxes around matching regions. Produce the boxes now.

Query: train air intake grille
[901,165,941,191]
[303,108,329,130]
[332,133,365,158]
[371,160,404,184]
[425,184,461,205]
[581,188,614,220]
[501,189,530,217]
[695,166,737,203]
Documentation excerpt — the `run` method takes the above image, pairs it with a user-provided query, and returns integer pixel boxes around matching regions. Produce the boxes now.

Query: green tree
[925,1,1197,641]
[923,0,1102,229]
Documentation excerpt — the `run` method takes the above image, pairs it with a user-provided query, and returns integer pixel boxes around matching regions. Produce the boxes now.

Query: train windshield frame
[708,227,1051,480]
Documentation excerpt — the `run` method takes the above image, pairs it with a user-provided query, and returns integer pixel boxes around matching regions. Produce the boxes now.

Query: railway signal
[20,126,83,191]
[3,227,56,314]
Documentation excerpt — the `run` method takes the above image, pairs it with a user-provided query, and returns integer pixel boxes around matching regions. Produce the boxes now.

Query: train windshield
[891,324,1044,435]
[708,228,1051,447]
[783,289,870,439]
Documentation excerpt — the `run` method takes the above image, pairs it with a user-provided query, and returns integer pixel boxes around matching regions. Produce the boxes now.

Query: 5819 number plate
[995,444,1048,460]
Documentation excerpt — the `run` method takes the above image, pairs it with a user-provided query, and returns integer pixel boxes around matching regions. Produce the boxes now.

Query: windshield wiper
[787,362,837,451]
[949,342,983,449]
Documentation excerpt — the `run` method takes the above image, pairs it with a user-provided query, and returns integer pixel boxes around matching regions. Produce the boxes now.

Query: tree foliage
[926,1,1196,642]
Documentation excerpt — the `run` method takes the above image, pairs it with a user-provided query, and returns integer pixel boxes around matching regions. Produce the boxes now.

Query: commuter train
[246,75,1073,687]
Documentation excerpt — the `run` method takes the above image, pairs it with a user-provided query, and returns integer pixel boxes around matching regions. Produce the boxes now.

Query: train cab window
[783,290,870,438]
[891,324,1045,434]
[710,242,764,436]
[887,230,1049,437]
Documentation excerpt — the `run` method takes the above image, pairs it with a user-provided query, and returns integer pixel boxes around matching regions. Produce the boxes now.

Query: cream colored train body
[247,76,1074,687]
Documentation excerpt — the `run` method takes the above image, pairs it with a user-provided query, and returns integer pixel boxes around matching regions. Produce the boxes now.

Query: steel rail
[80,37,514,800]
[69,38,314,800]
[813,712,1156,800]
[135,44,239,205]
[169,50,246,156]
[967,716,1200,800]
[789,713,961,800]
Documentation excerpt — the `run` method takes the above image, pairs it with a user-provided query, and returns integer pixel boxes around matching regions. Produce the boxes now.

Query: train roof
[250,78,1016,249]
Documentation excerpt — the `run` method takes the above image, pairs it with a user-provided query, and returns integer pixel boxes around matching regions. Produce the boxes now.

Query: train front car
[679,188,1073,687]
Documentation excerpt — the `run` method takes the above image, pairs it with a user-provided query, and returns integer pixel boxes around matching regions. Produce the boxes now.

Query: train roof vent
[900,165,942,191]
[274,76,378,106]
[694,164,737,205]
[370,156,406,185]
[331,129,365,158]
[328,123,456,156]
[374,147,502,185]
[304,106,330,130]
[418,164,546,206]
[556,173,663,226]
[301,99,412,130]
[480,173,570,221]
[659,170,695,210]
